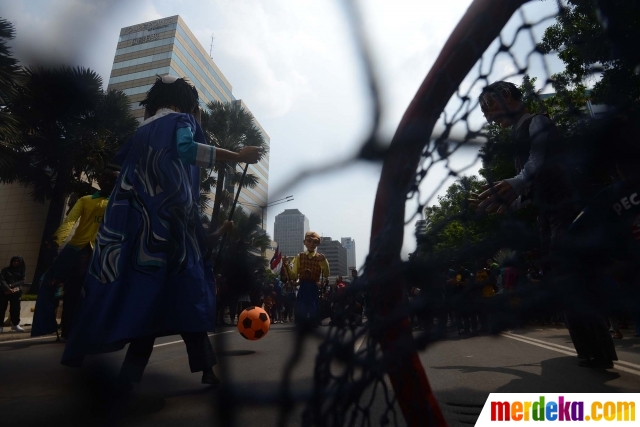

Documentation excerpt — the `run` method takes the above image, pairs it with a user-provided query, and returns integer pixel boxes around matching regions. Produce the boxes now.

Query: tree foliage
[419,0,640,260]
[0,19,25,181]
[6,65,137,292]
[9,66,137,201]
[538,0,640,107]
[199,101,267,224]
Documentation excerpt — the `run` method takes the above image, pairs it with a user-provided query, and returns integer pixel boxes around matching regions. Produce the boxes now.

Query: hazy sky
[1,0,562,270]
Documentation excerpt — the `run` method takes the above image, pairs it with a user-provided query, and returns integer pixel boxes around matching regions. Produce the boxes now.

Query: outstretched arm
[319,255,330,279]
[176,127,262,168]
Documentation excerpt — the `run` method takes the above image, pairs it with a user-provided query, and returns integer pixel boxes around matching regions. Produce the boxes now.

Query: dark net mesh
[211,0,638,426]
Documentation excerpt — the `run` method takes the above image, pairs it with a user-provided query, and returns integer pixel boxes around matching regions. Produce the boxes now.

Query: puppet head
[478,81,525,129]
[139,75,199,117]
[303,231,321,252]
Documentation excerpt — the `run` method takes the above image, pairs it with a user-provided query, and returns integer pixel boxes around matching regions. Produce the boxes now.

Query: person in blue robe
[61,75,261,387]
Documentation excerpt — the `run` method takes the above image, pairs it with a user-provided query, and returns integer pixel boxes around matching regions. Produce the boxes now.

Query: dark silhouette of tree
[0,18,25,182]
[9,67,137,292]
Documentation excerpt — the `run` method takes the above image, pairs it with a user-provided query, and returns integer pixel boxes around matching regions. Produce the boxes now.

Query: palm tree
[214,206,271,296]
[9,66,138,292]
[199,100,267,225]
[0,18,25,182]
[199,167,216,220]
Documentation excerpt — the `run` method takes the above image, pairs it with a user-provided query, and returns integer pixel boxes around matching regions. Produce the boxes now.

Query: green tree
[214,206,271,295]
[8,67,137,291]
[538,0,640,107]
[199,101,267,225]
[214,206,272,256]
[199,167,216,221]
[418,175,538,258]
[421,176,495,254]
[0,19,25,182]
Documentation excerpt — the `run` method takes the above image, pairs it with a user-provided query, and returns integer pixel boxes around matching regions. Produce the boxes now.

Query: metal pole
[214,163,249,273]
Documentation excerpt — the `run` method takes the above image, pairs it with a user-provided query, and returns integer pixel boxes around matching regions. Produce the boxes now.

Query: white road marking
[0,334,58,344]
[501,332,640,377]
[153,331,234,348]
[0,330,235,346]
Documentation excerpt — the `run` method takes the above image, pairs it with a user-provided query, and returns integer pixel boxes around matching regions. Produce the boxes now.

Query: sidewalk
[0,324,59,342]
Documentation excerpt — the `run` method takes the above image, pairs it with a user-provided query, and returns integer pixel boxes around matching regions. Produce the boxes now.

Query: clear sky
[1,0,562,270]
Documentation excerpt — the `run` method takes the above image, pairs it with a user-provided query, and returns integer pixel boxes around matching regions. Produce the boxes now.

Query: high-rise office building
[107,16,270,227]
[273,209,309,257]
[340,237,356,271]
[321,237,348,278]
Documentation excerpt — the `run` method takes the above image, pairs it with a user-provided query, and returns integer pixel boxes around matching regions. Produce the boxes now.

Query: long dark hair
[139,75,199,116]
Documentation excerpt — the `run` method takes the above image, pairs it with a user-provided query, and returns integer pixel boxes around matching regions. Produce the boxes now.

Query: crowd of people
[215,268,363,328]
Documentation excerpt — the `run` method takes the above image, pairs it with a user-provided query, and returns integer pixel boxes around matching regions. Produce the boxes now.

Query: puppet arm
[52,198,84,244]
[319,255,330,279]
[504,115,552,197]
[176,128,261,168]
[288,255,300,280]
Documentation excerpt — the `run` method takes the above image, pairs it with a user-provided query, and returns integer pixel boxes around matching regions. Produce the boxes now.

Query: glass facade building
[107,16,270,228]
[340,237,356,271]
[321,237,348,278]
[274,209,309,257]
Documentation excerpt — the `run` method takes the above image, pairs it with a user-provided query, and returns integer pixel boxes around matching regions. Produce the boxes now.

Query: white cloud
[1,0,161,86]
[0,0,563,270]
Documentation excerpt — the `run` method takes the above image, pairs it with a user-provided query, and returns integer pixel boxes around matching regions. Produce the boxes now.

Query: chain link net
[208,0,637,426]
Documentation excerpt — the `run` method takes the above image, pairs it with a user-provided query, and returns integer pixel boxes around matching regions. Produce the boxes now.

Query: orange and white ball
[237,306,271,340]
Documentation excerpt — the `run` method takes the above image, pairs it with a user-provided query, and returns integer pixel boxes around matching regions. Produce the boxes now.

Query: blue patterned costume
[62,111,216,365]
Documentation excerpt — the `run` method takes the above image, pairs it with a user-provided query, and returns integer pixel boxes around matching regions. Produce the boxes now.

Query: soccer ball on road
[237,306,270,340]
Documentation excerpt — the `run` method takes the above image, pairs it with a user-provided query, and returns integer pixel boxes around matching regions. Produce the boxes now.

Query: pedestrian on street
[0,256,26,332]
[448,260,475,336]
[31,166,119,339]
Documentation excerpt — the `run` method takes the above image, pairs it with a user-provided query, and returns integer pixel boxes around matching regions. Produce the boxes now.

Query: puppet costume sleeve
[52,197,84,245]
[176,127,216,168]
[319,256,330,279]
[289,254,300,279]
[62,112,216,366]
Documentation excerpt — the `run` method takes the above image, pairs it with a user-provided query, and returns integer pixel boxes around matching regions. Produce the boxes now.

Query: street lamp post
[238,195,294,229]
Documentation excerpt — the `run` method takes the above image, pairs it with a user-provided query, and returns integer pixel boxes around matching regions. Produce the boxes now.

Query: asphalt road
[1,323,639,427]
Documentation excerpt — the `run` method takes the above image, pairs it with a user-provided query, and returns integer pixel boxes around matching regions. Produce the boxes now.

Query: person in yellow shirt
[474,257,496,334]
[31,166,119,339]
[285,231,330,326]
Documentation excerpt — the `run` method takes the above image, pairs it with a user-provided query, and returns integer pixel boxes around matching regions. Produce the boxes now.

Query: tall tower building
[274,209,309,257]
[340,237,356,271]
[107,16,270,228]
[321,237,348,278]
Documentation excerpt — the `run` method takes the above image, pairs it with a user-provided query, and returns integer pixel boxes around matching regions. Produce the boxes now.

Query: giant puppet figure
[285,231,330,325]
[62,75,261,387]
[472,81,616,369]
